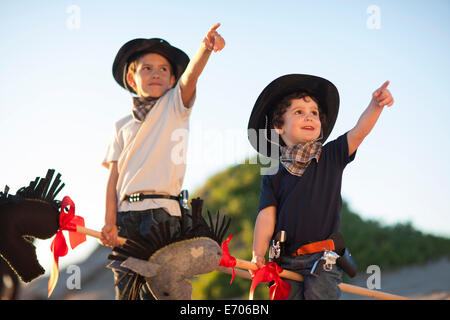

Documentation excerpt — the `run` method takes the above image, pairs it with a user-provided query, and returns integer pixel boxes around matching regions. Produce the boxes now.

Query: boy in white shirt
[100,23,225,299]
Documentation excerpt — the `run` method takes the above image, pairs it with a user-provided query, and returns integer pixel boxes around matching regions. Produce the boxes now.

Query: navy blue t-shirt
[258,132,356,254]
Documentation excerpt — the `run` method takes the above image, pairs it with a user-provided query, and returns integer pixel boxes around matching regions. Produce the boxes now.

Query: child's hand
[372,81,394,107]
[251,255,266,269]
[203,23,225,52]
[249,255,265,276]
[100,223,120,247]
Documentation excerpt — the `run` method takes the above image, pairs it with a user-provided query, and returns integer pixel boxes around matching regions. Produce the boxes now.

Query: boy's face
[275,97,322,146]
[127,53,176,98]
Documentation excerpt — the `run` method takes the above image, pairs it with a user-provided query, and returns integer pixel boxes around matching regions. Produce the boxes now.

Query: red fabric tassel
[249,262,291,300]
[48,196,86,297]
[219,234,236,284]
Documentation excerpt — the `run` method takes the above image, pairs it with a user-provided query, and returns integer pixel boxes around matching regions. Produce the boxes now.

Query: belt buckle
[128,193,141,203]
[179,190,189,209]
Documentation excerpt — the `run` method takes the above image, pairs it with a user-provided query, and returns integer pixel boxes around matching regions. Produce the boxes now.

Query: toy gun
[310,249,340,276]
[268,230,286,264]
[310,232,358,278]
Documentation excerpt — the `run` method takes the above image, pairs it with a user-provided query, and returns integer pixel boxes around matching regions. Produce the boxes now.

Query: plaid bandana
[280,140,322,177]
[131,96,159,123]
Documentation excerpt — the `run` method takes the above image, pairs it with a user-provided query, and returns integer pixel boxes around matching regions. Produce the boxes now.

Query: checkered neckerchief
[131,96,159,123]
[280,140,322,176]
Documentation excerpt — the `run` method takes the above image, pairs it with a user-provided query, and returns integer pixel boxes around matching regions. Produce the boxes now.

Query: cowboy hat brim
[247,74,340,159]
[112,38,190,94]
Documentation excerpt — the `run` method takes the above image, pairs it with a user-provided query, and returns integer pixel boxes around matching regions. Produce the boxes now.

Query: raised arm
[347,81,394,156]
[179,23,225,107]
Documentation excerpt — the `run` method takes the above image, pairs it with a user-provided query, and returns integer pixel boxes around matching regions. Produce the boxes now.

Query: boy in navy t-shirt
[247,74,394,299]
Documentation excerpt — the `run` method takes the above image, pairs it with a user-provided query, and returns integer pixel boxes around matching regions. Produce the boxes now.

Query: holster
[336,247,358,278]
[281,232,359,278]
[327,232,358,278]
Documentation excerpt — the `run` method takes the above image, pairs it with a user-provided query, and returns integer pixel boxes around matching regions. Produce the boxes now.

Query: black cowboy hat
[112,38,190,94]
[247,74,340,159]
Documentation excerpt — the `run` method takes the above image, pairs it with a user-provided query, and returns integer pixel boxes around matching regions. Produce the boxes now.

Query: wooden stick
[236,258,302,282]
[217,266,252,280]
[232,258,409,300]
[76,225,127,245]
[75,226,408,300]
[338,283,409,300]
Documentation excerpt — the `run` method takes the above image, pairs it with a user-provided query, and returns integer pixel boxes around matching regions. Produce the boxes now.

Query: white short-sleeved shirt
[102,82,195,216]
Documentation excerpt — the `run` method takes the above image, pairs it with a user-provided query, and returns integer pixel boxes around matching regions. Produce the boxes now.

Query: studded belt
[124,193,180,203]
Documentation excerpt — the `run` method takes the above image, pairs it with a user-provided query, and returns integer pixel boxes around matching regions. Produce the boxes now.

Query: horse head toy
[0,169,64,283]
[108,197,232,300]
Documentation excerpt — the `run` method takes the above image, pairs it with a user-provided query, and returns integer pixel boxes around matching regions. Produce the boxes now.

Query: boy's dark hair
[271,91,327,130]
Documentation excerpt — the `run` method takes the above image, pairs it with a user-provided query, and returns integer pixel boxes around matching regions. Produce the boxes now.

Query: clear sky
[1,0,449,273]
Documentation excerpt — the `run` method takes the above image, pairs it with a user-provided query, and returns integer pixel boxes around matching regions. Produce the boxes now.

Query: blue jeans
[111,208,181,300]
[280,252,343,300]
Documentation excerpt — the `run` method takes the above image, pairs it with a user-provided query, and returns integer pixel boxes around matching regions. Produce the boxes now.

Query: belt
[292,239,335,256]
[124,193,179,203]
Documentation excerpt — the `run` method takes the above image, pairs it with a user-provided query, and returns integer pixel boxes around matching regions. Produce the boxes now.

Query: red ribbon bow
[48,196,86,297]
[219,234,236,284]
[249,262,291,300]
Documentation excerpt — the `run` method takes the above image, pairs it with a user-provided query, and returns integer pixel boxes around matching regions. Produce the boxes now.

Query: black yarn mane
[110,197,231,263]
[108,197,231,300]
[0,169,64,210]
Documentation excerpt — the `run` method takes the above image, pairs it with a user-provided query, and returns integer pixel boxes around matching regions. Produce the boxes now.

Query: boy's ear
[126,72,137,91]
[169,74,176,88]
[274,126,284,135]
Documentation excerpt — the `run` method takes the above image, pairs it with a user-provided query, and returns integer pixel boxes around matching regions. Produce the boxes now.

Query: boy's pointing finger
[210,23,221,32]
[374,81,390,98]
[380,80,390,91]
